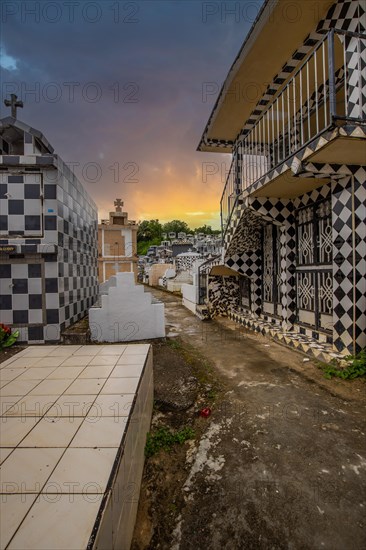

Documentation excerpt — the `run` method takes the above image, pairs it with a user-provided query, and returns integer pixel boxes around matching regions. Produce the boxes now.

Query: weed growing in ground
[207,389,217,399]
[322,349,366,380]
[145,426,195,458]
[167,339,182,350]
[166,336,223,398]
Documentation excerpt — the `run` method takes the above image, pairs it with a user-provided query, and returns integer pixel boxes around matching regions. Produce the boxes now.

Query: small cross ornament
[4,94,23,119]
[114,198,124,212]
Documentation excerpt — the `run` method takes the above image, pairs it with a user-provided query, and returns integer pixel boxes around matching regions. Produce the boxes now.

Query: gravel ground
[131,288,366,550]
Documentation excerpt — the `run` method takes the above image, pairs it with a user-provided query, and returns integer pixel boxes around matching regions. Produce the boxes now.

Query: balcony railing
[220,28,366,235]
[220,156,236,236]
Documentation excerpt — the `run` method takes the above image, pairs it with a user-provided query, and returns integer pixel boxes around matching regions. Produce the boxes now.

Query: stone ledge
[229,310,345,364]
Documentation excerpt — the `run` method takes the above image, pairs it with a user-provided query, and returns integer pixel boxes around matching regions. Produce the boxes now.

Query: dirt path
[132,288,366,550]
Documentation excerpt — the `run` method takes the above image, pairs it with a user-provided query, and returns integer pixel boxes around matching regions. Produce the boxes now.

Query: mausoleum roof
[0,116,54,153]
[176,251,200,257]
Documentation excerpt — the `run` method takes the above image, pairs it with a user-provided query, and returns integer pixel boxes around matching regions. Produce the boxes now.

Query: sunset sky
[1,1,260,228]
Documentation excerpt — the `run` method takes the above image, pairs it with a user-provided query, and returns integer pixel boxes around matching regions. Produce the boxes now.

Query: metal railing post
[327,28,337,119]
[220,202,224,240]
[219,28,365,245]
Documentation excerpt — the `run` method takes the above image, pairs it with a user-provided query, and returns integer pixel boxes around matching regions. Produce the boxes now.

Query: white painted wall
[181,283,197,314]
[89,272,165,342]
[123,228,133,257]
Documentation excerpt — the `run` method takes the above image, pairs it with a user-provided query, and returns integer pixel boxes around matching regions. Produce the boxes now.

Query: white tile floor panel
[0,344,154,550]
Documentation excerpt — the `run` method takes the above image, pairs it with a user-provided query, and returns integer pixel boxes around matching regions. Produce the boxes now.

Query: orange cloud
[97,154,230,230]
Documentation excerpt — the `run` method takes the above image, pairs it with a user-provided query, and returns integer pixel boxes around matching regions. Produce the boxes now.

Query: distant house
[0,113,98,343]
[198,0,366,357]
[97,200,137,283]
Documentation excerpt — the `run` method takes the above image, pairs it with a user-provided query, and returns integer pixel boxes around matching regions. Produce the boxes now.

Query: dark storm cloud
[1,0,263,224]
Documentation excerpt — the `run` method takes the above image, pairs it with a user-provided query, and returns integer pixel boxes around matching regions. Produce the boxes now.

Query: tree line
[136,219,220,255]
[137,219,220,242]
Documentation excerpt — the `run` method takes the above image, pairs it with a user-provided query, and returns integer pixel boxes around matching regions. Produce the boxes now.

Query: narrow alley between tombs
[132,288,366,550]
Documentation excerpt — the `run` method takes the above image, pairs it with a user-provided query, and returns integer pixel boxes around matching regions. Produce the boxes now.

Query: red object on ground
[200,407,211,418]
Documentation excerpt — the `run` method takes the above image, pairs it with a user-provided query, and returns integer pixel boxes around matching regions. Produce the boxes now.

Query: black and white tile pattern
[331,168,366,353]
[175,254,203,273]
[221,165,366,355]
[199,1,366,356]
[0,119,98,343]
[207,276,240,317]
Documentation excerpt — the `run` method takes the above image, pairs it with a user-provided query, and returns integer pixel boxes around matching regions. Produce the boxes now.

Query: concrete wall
[148,263,172,286]
[94,347,154,550]
[181,283,197,314]
[90,272,165,342]
[98,223,137,284]
[0,156,98,344]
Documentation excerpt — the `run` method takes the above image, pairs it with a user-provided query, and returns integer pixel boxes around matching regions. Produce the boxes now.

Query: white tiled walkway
[0,344,153,550]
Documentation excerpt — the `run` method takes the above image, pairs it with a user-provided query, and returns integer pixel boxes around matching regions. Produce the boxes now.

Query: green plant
[137,237,162,256]
[322,349,366,380]
[145,426,195,458]
[167,339,182,350]
[0,323,19,350]
[207,389,217,400]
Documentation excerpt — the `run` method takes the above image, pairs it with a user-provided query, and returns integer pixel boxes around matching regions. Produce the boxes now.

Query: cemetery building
[197,0,366,358]
[0,104,98,343]
[98,199,138,283]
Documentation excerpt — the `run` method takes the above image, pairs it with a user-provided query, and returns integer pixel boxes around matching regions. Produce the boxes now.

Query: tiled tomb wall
[214,166,366,355]
[0,155,98,343]
[0,344,153,550]
[93,347,154,550]
[204,0,366,355]
[175,254,202,272]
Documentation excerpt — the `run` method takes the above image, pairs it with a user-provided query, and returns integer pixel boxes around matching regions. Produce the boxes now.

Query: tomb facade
[98,199,138,283]
[0,111,98,343]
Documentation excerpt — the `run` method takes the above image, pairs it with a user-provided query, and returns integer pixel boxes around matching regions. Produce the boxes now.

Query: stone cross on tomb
[4,94,23,119]
[114,198,124,213]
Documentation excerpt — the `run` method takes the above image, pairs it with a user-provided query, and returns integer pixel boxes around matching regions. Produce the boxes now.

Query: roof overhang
[198,0,334,152]
[210,265,240,277]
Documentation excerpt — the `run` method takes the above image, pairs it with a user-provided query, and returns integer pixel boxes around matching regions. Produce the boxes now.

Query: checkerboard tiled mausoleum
[0,114,98,343]
[198,0,366,357]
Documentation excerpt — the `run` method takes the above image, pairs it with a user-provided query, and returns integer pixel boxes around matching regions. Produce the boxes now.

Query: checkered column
[345,34,366,119]
[225,249,262,316]
[245,249,262,316]
[332,169,366,354]
[279,225,289,329]
[281,218,297,330]
[353,168,366,352]
[235,144,242,195]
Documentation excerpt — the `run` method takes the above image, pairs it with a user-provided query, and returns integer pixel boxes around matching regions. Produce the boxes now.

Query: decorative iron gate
[262,224,282,316]
[198,269,208,305]
[239,276,251,309]
[296,200,332,331]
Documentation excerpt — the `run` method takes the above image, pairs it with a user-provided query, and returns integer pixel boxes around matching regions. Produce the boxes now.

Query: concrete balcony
[221,29,366,240]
